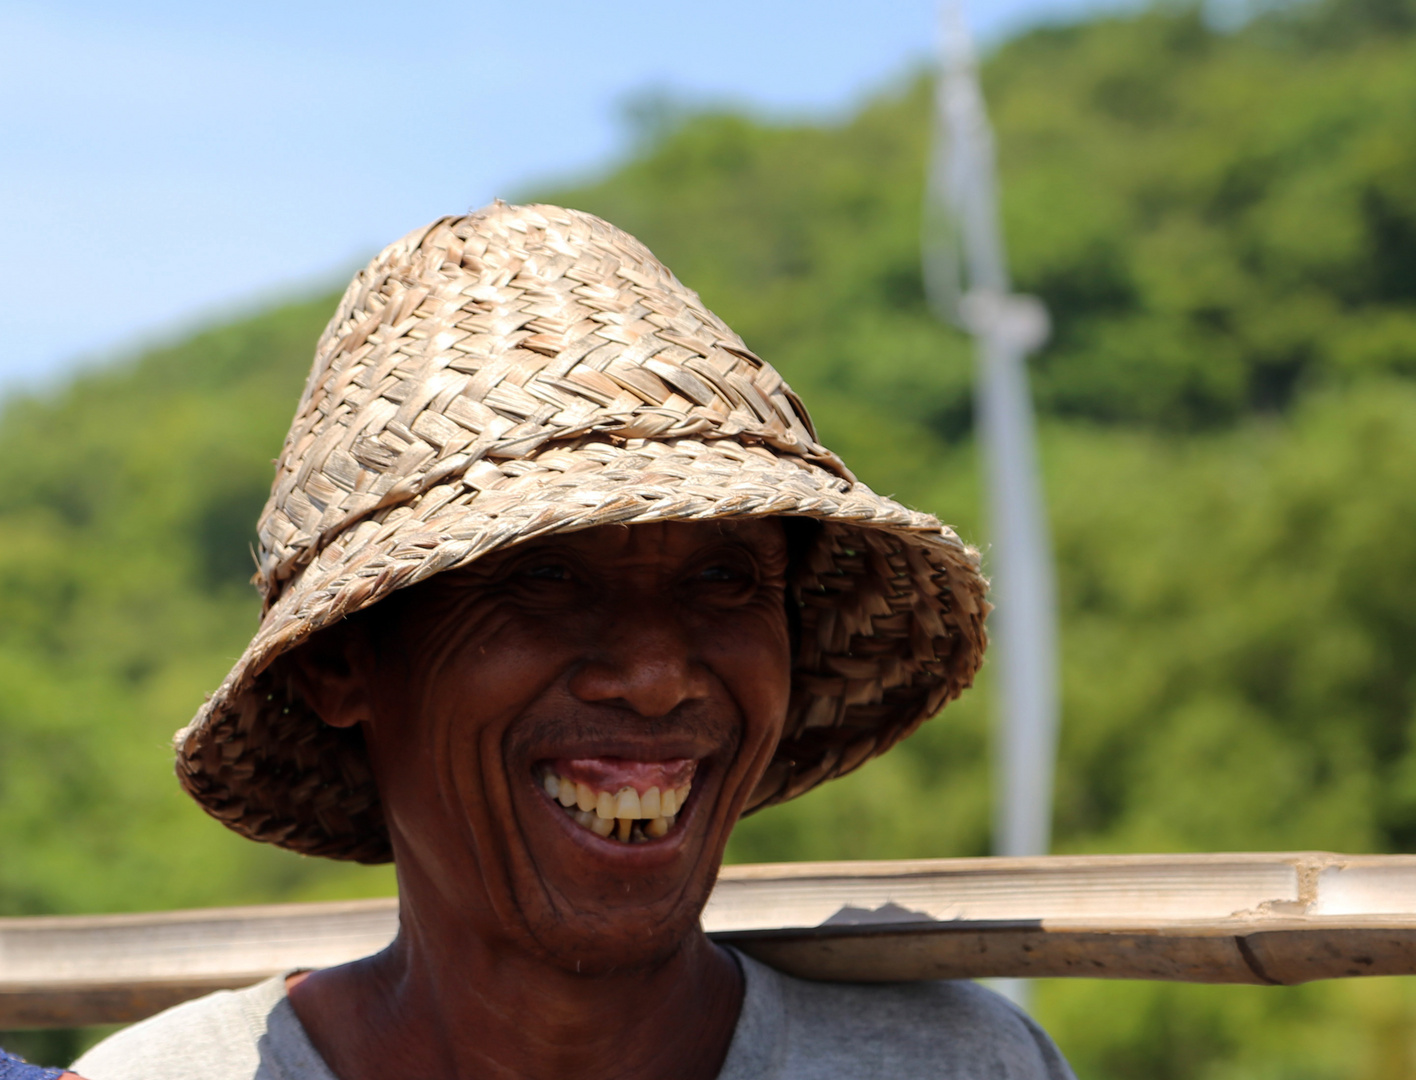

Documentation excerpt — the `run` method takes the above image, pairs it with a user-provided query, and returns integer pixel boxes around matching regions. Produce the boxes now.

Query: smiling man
[74,203,1073,1080]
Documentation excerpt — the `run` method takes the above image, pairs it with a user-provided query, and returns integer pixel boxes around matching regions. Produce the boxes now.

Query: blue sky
[1,0,1141,388]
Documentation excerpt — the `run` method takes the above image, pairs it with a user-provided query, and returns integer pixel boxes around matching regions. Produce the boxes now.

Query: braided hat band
[174,202,989,863]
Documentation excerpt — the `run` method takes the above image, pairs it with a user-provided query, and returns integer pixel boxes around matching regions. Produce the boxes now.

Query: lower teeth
[567,802,676,843]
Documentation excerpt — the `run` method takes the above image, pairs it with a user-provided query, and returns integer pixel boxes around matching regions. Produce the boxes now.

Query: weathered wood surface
[4,852,1415,1028]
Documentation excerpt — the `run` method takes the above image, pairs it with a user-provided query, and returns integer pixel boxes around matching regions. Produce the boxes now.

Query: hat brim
[175,434,988,862]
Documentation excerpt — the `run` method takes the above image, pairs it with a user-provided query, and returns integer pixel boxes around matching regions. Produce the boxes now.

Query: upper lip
[526,735,713,765]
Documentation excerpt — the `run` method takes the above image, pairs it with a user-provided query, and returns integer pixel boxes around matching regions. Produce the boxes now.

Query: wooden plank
[0,899,398,1028]
[706,852,1416,983]
[4,852,1415,1028]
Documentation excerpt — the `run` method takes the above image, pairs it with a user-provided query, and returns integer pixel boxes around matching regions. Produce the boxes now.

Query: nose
[567,598,709,717]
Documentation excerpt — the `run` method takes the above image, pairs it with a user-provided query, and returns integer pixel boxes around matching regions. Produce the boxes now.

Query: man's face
[350,519,792,972]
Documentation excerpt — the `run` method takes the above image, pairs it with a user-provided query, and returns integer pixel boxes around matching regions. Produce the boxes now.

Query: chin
[520,888,713,976]
[485,745,740,975]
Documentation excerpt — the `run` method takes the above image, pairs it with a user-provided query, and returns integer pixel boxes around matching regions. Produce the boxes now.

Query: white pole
[924,0,1062,1009]
[968,290,1057,863]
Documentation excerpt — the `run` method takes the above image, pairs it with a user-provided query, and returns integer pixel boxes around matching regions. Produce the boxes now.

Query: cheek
[707,608,793,742]
[417,599,577,717]
[369,605,575,800]
[426,645,576,786]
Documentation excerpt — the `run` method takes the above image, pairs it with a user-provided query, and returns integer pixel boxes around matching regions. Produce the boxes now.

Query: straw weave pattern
[175,202,988,862]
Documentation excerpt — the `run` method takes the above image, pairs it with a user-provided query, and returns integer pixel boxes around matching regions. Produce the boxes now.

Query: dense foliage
[3,0,1415,1074]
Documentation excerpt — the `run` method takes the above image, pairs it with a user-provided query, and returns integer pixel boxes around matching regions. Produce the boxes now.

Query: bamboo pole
[3,852,1415,1028]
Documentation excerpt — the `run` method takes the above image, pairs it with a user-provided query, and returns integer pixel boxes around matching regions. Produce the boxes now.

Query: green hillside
[4,0,1416,1075]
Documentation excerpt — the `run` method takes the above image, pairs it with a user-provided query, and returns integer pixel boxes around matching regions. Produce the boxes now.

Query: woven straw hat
[175,202,989,863]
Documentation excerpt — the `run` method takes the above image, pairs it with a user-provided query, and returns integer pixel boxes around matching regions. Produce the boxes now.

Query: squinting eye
[523,563,571,582]
[697,565,740,584]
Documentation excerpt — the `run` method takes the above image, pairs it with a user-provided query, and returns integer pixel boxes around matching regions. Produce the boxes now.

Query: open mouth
[538,757,696,844]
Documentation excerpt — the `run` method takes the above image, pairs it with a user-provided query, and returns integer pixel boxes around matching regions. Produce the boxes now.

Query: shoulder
[784,978,1073,1078]
[71,977,283,1080]
[728,951,1075,1080]
[0,1047,65,1079]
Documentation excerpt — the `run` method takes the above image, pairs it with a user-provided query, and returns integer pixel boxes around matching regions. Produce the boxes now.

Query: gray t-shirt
[74,951,1074,1079]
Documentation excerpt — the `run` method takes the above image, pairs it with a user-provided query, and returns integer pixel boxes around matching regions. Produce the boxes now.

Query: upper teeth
[540,770,689,843]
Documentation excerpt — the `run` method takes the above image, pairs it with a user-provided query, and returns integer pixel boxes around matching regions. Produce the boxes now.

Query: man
[74,203,1073,1079]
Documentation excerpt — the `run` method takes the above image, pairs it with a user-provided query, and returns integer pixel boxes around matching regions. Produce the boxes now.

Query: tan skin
[287,519,792,1080]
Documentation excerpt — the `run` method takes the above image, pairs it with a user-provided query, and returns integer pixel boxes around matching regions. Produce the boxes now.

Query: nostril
[568,653,708,717]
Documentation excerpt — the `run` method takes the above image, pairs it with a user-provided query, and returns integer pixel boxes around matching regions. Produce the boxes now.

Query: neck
[289,886,744,1080]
